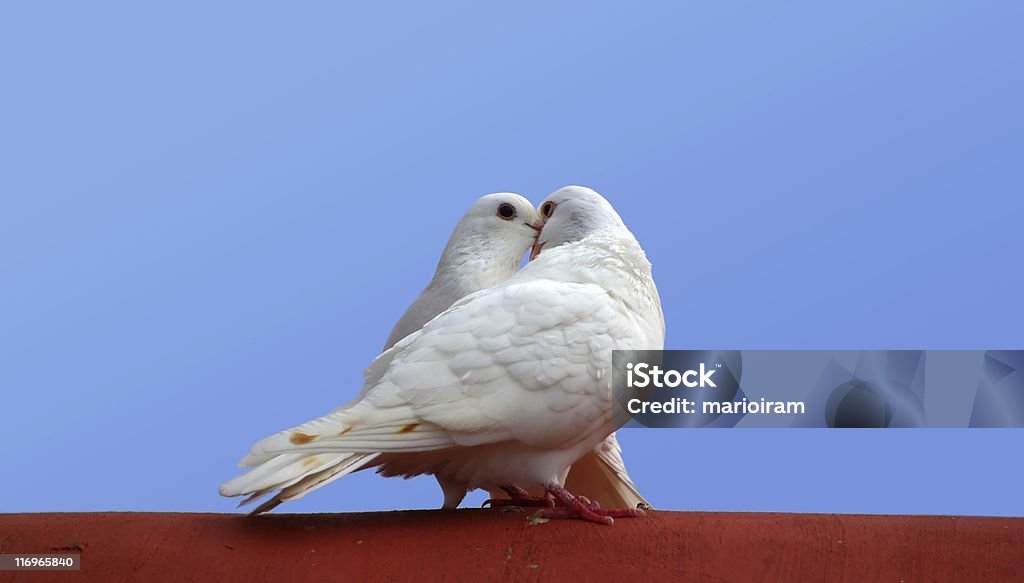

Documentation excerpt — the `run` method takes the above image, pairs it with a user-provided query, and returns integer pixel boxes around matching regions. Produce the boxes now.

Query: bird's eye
[497,203,516,220]
[540,201,557,218]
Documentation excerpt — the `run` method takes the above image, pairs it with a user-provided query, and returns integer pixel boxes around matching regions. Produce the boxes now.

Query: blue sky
[1,2,1022,515]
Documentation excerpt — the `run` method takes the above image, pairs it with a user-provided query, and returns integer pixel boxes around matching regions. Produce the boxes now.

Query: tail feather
[563,434,651,509]
[239,411,455,468]
[232,454,351,507]
[220,451,379,513]
[247,453,380,515]
[221,452,344,498]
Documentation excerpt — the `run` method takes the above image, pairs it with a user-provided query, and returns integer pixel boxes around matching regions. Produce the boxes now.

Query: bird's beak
[532,218,548,261]
[529,239,545,261]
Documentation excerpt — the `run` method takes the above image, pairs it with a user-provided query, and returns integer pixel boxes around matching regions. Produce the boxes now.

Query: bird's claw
[530,485,647,525]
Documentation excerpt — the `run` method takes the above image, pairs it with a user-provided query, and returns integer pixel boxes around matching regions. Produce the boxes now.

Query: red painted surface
[1,510,1021,582]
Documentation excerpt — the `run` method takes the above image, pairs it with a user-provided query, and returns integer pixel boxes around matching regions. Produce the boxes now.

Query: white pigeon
[220,185,664,524]
[227,193,540,514]
[381,192,649,510]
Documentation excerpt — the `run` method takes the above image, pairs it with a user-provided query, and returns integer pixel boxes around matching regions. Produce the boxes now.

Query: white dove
[226,193,539,515]
[220,185,664,524]
[381,192,649,510]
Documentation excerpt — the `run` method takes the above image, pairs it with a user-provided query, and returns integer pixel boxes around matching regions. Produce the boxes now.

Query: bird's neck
[431,232,521,294]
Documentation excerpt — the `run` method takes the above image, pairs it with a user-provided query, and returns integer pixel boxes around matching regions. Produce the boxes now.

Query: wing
[236,277,644,467]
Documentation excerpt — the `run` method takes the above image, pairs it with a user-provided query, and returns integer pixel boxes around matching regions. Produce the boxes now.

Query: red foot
[532,485,646,525]
[483,485,555,508]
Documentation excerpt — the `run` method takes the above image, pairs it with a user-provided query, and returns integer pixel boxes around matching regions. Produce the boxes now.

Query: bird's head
[530,186,626,260]
[451,192,543,261]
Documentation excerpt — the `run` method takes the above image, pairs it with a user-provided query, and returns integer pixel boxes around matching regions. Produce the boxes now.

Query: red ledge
[1,510,1021,581]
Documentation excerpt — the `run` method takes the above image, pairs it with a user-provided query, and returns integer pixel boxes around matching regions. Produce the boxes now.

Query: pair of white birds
[220,185,665,524]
